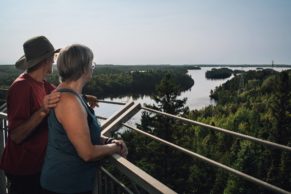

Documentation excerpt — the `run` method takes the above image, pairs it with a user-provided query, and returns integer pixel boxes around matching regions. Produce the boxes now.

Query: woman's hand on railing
[112,139,128,158]
[85,94,99,108]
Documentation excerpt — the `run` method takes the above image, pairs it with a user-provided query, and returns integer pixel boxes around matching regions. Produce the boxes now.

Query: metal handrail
[96,167,134,194]
[100,102,177,193]
[123,123,290,194]
[0,104,175,194]
[1,99,290,193]
[0,104,6,113]
[97,100,126,105]
[0,112,8,194]
[0,112,7,118]
[142,106,291,152]
[101,101,135,131]
[109,154,176,194]
[98,102,291,193]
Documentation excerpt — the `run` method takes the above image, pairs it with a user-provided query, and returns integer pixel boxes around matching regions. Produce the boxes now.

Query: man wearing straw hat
[0,36,62,194]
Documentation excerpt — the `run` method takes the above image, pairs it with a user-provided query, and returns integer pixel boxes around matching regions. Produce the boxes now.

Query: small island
[205,68,233,79]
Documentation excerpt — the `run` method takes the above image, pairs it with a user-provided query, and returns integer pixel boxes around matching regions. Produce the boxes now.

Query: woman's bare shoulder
[55,92,85,121]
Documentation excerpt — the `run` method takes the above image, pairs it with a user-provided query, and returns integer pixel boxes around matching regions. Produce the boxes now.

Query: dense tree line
[120,69,291,193]
[205,68,233,79]
[0,65,194,100]
[83,70,193,98]
[0,66,22,89]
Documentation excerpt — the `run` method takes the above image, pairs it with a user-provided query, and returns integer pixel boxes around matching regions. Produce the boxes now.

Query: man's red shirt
[0,73,55,175]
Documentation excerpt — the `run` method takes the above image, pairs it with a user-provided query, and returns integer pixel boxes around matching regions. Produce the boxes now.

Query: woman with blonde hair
[41,44,127,194]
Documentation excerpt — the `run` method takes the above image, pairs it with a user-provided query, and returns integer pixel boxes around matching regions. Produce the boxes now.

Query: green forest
[119,69,291,194]
[0,64,194,102]
[205,68,233,79]
[1,65,290,193]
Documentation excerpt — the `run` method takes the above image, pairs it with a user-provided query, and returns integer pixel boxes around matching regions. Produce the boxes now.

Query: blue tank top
[41,88,101,193]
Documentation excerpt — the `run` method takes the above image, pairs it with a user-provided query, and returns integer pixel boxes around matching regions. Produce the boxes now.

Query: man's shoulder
[9,74,31,91]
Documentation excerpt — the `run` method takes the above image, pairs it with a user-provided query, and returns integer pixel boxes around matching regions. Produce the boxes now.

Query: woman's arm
[55,93,121,162]
[101,136,128,157]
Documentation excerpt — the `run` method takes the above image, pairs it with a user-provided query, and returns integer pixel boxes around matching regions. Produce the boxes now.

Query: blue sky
[1,0,291,65]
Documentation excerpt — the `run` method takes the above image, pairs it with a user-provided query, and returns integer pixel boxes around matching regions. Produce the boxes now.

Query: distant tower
[272,60,274,67]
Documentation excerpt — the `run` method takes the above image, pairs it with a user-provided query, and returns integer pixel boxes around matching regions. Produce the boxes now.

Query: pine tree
[266,71,291,191]
[126,73,192,192]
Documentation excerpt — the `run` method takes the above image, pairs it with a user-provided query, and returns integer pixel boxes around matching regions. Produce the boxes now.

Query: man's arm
[10,90,61,144]
[84,94,99,108]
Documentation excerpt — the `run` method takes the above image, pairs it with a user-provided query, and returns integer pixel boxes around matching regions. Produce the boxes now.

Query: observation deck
[0,100,290,194]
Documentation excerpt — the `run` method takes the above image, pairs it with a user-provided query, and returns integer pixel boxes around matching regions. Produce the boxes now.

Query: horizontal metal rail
[0,112,8,194]
[0,112,7,118]
[96,115,107,120]
[142,106,291,152]
[99,102,177,193]
[123,123,291,194]
[97,100,126,105]
[1,109,176,194]
[0,104,6,113]
[101,102,141,135]
[1,99,290,193]
[101,101,135,131]
[109,154,177,194]
[97,167,134,194]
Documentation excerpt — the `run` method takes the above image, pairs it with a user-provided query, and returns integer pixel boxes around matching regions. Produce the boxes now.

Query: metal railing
[123,122,289,194]
[141,106,291,152]
[0,112,8,194]
[0,103,6,113]
[95,167,134,194]
[102,102,291,194]
[0,101,176,194]
[100,101,176,194]
[1,100,291,194]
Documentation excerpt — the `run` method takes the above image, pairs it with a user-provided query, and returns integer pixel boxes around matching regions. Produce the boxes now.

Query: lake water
[94,67,290,122]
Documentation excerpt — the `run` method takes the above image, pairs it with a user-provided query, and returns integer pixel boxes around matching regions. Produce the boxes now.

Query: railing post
[0,113,8,194]
[101,101,134,131]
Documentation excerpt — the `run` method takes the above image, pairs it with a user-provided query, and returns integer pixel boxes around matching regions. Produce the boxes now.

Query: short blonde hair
[57,44,93,82]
